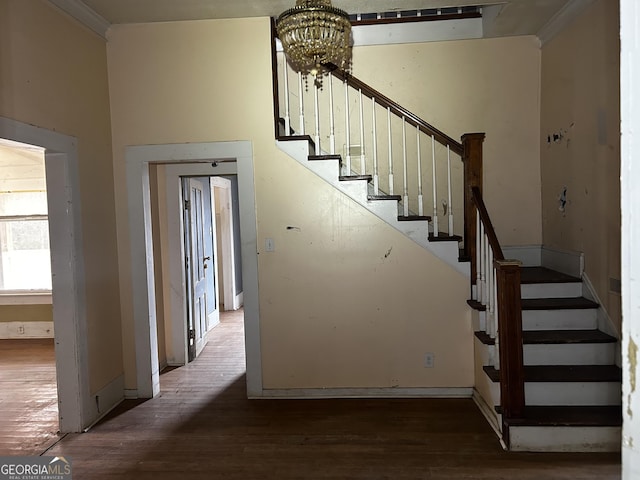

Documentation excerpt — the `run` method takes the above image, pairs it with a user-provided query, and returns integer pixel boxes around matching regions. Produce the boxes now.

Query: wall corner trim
[537,0,597,46]
[48,0,110,39]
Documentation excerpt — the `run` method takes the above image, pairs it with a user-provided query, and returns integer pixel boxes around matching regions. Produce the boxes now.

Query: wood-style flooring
[4,311,622,478]
[0,338,61,455]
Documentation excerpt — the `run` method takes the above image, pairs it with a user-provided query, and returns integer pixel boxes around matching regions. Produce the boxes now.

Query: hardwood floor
[5,311,621,478]
[0,338,61,455]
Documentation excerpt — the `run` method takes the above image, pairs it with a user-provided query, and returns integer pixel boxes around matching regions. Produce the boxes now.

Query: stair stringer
[277,139,469,276]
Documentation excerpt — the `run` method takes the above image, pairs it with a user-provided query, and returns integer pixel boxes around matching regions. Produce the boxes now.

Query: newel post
[495,259,525,421]
[461,133,485,285]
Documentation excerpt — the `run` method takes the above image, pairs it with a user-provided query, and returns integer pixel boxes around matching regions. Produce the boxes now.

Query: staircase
[271,24,621,452]
[473,266,621,451]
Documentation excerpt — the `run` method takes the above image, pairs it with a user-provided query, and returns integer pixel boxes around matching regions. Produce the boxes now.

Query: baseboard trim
[581,272,621,366]
[124,389,139,399]
[472,389,505,448]
[502,245,542,266]
[0,321,54,338]
[541,246,584,277]
[253,387,473,399]
[83,374,125,432]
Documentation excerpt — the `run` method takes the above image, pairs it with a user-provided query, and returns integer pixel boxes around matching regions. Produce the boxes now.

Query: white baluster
[359,89,366,174]
[345,78,351,174]
[431,135,438,236]
[493,264,499,352]
[314,81,320,152]
[447,145,454,234]
[282,54,290,135]
[402,118,409,217]
[298,72,304,135]
[487,247,494,336]
[329,74,335,155]
[480,223,486,306]
[387,107,394,195]
[417,127,424,216]
[372,98,379,195]
[475,211,481,301]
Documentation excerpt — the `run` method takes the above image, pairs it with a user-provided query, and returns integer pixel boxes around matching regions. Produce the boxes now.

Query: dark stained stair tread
[429,233,463,242]
[521,297,598,310]
[522,329,617,344]
[308,154,341,161]
[397,215,431,222]
[339,175,372,182]
[474,331,494,345]
[483,365,622,383]
[520,267,581,284]
[501,406,622,427]
[368,195,402,201]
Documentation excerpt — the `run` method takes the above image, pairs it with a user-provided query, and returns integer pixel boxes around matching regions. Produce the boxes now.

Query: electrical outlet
[424,353,434,368]
[18,325,25,335]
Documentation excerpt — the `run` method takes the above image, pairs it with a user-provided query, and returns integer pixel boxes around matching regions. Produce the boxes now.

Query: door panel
[183,178,209,361]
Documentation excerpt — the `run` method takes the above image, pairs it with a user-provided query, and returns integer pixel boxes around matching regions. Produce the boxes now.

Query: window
[0,142,50,292]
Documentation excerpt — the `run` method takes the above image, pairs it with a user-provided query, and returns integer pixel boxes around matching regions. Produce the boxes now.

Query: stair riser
[521,282,582,299]
[522,309,597,331]
[509,425,621,452]
[489,381,621,407]
[525,382,621,406]
[523,343,616,366]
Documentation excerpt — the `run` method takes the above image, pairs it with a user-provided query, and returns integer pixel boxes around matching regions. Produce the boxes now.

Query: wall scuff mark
[558,186,568,215]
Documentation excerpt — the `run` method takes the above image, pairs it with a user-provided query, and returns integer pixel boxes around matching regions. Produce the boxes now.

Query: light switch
[265,238,275,252]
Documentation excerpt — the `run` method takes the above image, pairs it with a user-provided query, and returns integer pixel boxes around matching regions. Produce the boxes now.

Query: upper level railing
[271,20,484,240]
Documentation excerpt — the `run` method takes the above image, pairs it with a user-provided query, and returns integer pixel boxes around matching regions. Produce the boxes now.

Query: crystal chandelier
[277,0,352,77]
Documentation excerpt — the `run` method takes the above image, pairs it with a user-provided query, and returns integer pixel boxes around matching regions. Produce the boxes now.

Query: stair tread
[503,406,622,427]
[522,297,598,310]
[520,267,581,284]
[397,215,431,222]
[483,364,622,383]
[522,329,617,344]
[474,331,494,345]
[429,233,463,242]
[308,154,341,161]
[368,195,401,201]
[339,175,372,182]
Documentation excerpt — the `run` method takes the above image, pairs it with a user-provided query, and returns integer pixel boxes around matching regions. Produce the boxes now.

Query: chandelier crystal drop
[277,0,352,78]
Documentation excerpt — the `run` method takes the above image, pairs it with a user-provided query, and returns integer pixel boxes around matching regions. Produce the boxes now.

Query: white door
[183,178,209,361]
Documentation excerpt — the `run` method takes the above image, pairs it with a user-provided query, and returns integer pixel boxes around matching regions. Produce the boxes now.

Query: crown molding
[48,0,110,39]
[537,0,597,46]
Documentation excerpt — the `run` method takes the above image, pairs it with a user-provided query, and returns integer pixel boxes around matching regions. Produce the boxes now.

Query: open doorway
[0,139,59,453]
[150,165,245,369]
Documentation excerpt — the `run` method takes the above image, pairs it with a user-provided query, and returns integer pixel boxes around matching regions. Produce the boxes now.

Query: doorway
[124,142,262,399]
[0,116,89,433]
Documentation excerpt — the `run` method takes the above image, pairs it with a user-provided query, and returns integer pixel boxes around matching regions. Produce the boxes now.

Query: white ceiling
[49,0,594,41]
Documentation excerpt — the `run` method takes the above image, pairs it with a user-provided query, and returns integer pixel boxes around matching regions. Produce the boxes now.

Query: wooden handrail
[328,66,464,156]
[470,186,504,261]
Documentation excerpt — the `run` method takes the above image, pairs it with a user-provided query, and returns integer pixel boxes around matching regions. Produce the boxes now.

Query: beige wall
[107,17,477,390]
[540,0,621,333]
[351,36,542,246]
[0,304,51,322]
[0,0,122,393]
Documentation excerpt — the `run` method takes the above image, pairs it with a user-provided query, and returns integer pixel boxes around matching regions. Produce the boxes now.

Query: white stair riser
[509,426,621,452]
[523,343,616,366]
[525,382,621,406]
[276,139,468,274]
[521,282,582,299]
[471,310,486,332]
[522,309,597,331]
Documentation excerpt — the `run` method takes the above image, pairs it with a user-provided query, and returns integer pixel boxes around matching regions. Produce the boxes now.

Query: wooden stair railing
[271,19,485,242]
[471,186,525,423]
